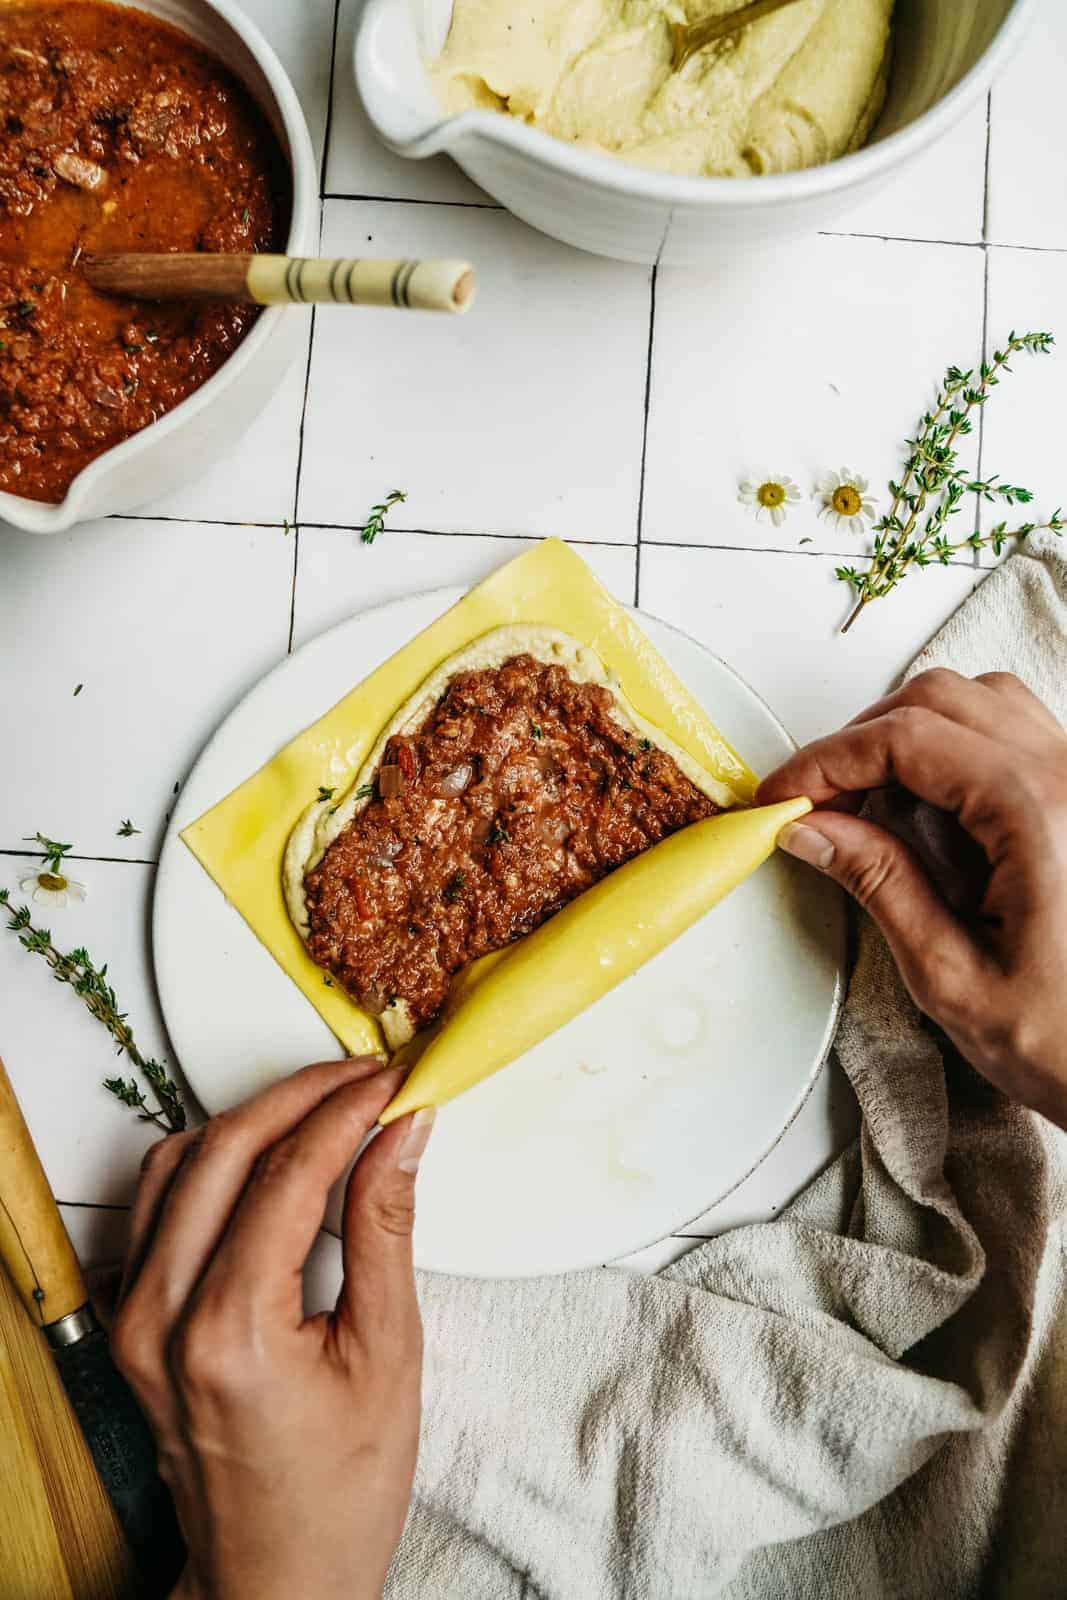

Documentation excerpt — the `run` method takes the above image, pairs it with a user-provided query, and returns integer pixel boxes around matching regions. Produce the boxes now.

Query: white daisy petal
[66,880,87,903]
[769,505,785,528]
[19,874,40,894]
[32,885,68,907]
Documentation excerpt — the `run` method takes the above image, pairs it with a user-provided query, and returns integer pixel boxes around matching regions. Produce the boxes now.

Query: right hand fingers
[757,701,1039,864]
[844,668,1062,753]
[776,809,994,1019]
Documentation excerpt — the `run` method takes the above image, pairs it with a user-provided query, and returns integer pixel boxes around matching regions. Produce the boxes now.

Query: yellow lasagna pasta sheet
[182,538,760,1061]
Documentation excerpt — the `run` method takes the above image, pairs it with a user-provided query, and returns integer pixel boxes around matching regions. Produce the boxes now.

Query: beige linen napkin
[387,537,1067,1600]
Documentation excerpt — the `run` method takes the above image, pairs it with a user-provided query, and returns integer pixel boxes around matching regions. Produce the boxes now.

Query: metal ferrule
[43,1301,100,1349]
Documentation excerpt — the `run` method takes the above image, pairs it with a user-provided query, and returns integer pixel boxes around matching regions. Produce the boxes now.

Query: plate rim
[153,583,846,1275]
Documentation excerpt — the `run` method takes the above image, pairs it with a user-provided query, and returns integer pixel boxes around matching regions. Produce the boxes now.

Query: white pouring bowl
[1,0,317,536]
[356,0,1034,266]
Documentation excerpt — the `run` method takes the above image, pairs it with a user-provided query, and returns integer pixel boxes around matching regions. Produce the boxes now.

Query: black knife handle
[51,1323,186,1596]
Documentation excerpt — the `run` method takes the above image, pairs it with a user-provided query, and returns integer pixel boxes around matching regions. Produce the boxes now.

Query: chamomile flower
[19,869,86,908]
[738,472,802,529]
[18,832,85,908]
[817,468,878,533]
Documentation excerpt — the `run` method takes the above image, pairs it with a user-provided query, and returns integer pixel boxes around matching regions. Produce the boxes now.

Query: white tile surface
[980,246,1067,568]
[324,0,489,204]
[241,0,338,168]
[0,519,292,858]
[643,234,986,557]
[138,334,312,526]
[987,2,1067,250]
[0,860,191,1208]
[292,529,637,648]
[299,202,651,540]
[831,101,988,246]
[638,544,980,749]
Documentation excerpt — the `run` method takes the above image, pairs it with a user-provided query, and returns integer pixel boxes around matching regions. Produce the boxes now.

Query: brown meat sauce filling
[303,654,721,1033]
[0,0,288,503]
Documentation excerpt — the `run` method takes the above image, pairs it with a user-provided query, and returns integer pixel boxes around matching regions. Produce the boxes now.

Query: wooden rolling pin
[0,1054,85,1331]
[82,253,476,311]
[0,1052,184,1592]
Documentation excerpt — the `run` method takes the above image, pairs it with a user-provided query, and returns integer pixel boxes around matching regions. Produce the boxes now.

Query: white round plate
[154,588,845,1279]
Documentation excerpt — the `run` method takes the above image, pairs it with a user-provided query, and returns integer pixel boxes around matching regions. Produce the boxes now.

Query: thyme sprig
[25,832,73,874]
[360,489,407,545]
[838,332,1063,633]
[0,889,186,1132]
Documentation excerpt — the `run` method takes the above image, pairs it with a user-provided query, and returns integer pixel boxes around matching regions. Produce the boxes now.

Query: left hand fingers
[194,1069,404,1329]
[124,1058,387,1329]
[119,1127,197,1303]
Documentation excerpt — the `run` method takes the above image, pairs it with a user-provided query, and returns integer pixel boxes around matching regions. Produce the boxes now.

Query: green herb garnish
[839,331,1064,632]
[443,870,467,903]
[359,489,407,545]
[24,832,72,874]
[116,819,141,837]
[0,890,185,1132]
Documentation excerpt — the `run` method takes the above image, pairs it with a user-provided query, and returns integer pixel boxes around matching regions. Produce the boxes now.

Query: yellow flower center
[38,871,68,892]
[757,481,787,509]
[831,485,863,518]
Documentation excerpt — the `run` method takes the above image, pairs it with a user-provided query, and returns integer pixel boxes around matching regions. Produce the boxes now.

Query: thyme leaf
[359,489,407,545]
[840,332,1063,632]
[0,889,185,1133]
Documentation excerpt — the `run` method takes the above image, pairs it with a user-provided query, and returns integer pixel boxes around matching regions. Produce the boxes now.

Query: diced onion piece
[540,815,571,843]
[379,764,404,799]
[438,762,474,798]
[367,839,401,870]
[54,151,108,192]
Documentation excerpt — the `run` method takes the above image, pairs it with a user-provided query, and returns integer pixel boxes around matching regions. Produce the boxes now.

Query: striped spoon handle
[82,253,476,312]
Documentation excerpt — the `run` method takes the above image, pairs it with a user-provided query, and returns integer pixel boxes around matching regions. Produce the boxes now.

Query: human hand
[759,670,1067,1129]
[112,1057,435,1600]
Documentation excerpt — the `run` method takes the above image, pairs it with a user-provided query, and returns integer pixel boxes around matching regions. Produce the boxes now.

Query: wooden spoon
[81,253,476,312]
[671,0,806,73]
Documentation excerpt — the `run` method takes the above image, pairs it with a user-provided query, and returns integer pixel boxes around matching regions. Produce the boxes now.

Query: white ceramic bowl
[1,0,317,535]
[356,0,1034,266]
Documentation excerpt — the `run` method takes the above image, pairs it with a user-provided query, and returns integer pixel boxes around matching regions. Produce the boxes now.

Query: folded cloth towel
[387,537,1067,1600]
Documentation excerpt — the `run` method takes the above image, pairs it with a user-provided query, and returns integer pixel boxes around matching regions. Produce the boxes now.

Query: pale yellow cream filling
[430,0,895,178]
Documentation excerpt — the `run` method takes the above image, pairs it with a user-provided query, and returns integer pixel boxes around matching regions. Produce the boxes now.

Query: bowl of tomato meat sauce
[0,0,316,532]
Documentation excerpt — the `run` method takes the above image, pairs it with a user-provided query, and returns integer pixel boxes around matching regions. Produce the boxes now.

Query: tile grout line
[76,516,981,569]
[293,524,979,567]
[981,89,994,245]
[283,0,345,653]
[633,264,658,608]
[1,849,158,867]
[109,513,289,528]
[974,91,995,571]
[317,0,344,197]
[311,194,1067,256]
[323,192,503,210]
